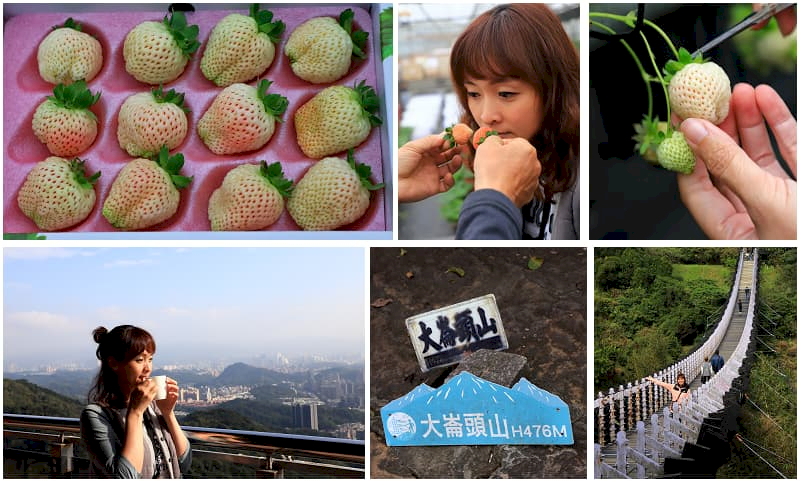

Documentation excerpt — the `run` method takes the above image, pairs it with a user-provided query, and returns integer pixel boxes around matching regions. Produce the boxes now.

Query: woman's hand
[473,136,541,207]
[398,134,466,202]
[128,379,157,417]
[677,83,797,239]
[156,377,180,416]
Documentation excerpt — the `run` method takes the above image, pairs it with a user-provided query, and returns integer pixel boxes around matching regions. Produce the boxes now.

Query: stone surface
[447,349,527,386]
[370,248,587,478]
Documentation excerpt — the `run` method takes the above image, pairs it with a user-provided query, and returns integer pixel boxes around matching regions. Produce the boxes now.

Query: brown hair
[450,3,579,199]
[88,325,156,407]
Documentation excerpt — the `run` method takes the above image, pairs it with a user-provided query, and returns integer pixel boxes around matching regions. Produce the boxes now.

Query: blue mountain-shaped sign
[381,372,573,446]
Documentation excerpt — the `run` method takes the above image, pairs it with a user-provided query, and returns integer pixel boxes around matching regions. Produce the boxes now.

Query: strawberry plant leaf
[70,158,101,188]
[353,80,383,127]
[255,79,289,120]
[164,11,201,57]
[58,18,82,32]
[260,160,293,197]
[380,7,393,60]
[347,149,384,191]
[252,4,285,43]
[152,85,189,112]
[170,174,193,189]
[339,8,354,33]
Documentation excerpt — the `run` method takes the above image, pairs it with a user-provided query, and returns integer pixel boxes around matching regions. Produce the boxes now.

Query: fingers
[776,7,797,36]
[677,160,757,239]
[731,83,783,173]
[681,118,787,238]
[754,84,797,176]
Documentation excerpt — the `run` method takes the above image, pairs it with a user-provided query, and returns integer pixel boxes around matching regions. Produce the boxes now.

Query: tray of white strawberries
[4,3,389,235]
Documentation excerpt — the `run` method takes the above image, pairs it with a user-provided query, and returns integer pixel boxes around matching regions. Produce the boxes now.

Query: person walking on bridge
[711,349,725,373]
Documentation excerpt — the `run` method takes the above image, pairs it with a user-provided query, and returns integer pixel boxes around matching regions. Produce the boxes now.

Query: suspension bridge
[594,248,777,478]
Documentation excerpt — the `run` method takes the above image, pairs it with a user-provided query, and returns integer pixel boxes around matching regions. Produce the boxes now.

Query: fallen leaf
[527,256,543,271]
[405,271,414,279]
[398,248,407,257]
[371,298,393,308]
[446,266,465,277]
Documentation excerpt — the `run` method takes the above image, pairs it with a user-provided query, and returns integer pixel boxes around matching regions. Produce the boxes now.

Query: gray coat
[81,402,191,478]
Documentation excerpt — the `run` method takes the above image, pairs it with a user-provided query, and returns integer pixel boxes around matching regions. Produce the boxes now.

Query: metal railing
[3,413,364,478]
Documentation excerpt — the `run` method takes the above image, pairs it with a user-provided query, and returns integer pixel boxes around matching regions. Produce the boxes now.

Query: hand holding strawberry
[473,136,541,208]
[677,84,796,240]
[398,134,465,202]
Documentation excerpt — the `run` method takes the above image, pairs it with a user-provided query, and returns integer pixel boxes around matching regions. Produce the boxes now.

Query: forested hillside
[594,248,738,393]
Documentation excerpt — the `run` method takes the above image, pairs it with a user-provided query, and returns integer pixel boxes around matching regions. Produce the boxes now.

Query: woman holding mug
[80,325,190,478]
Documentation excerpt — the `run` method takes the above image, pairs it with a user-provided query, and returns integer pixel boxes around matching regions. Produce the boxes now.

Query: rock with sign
[405,294,508,372]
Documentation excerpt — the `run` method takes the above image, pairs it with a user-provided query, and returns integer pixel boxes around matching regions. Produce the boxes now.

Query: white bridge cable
[744,396,797,442]
[736,434,796,466]
[735,435,789,479]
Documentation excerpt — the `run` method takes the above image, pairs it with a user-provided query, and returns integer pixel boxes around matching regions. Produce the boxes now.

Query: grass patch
[672,264,731,290]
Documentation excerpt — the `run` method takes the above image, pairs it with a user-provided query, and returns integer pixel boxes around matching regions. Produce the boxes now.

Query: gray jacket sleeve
[80,405,140,478]
[456,189,522,240]
[552,173,580,240]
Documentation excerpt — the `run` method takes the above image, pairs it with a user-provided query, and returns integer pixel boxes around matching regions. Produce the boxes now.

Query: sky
[4,247,365,370]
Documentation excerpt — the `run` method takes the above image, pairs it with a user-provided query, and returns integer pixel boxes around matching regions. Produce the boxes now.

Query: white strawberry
[17,157,100,231]
[656,131,695,174]
[287,149,383,230]
[665,48,731,125]
[117,86,189,157]
[294,80,382,159]
[208,161,292,231]
[32,81,100,157]
[37,18,103,85]
[284,8,368,84]
[102,146,192,230]
[201,5,285,87]
[123,11,200,85]
[197,79,288,155]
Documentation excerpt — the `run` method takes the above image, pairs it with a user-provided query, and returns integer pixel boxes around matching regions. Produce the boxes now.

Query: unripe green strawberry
[294,80,382,159]
[102,146,192,230]
[198,79,288,155]
[287,149,383,230]
[656,132,695,174]
[17,157,100,231]
[123,11,200,84]
[665,48,731,125]
[37,18,103,84]
[285,8,368,84]
[32,81,101,157]
[201,5,284,87]
[117,86,189,157]
[208,161,292,231]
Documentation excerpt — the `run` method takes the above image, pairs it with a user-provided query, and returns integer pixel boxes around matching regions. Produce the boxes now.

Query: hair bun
[92,326,108,344]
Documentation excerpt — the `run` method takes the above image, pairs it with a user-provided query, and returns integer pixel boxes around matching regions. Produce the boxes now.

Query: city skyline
[4,247,365,370]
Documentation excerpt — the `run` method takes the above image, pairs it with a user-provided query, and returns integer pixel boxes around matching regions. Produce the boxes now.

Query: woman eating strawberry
[399,4,579,240]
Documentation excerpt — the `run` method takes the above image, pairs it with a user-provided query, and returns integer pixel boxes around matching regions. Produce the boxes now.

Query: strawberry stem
[589,20,652,119]
[638,31,671,133]
[589,12,680,60]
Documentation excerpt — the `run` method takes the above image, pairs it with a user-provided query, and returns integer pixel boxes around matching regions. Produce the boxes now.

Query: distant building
[292,403,318,430]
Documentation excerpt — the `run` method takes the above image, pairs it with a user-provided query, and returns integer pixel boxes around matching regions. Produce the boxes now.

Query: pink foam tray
[4,5,387,234]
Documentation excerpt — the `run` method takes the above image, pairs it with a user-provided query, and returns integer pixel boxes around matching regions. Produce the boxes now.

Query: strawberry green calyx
[663,47,704,84]
[339,8,369,60]
[69,158,101,188]
[162,11,200,58]
[152,85,189,113]
[48,81,101,119]
[55,17,83,32]
[353,80,382,127]
[256,79,289,121]
[443,125,457,149]
[632,115,670,162]
[475,130,499,147]
[347,149,384,191]
[152,145,192,189]
[250,4,285,44]
[259,161,293,197]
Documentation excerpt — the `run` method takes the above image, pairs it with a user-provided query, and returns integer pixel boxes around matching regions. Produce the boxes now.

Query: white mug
[152,375,167,400]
